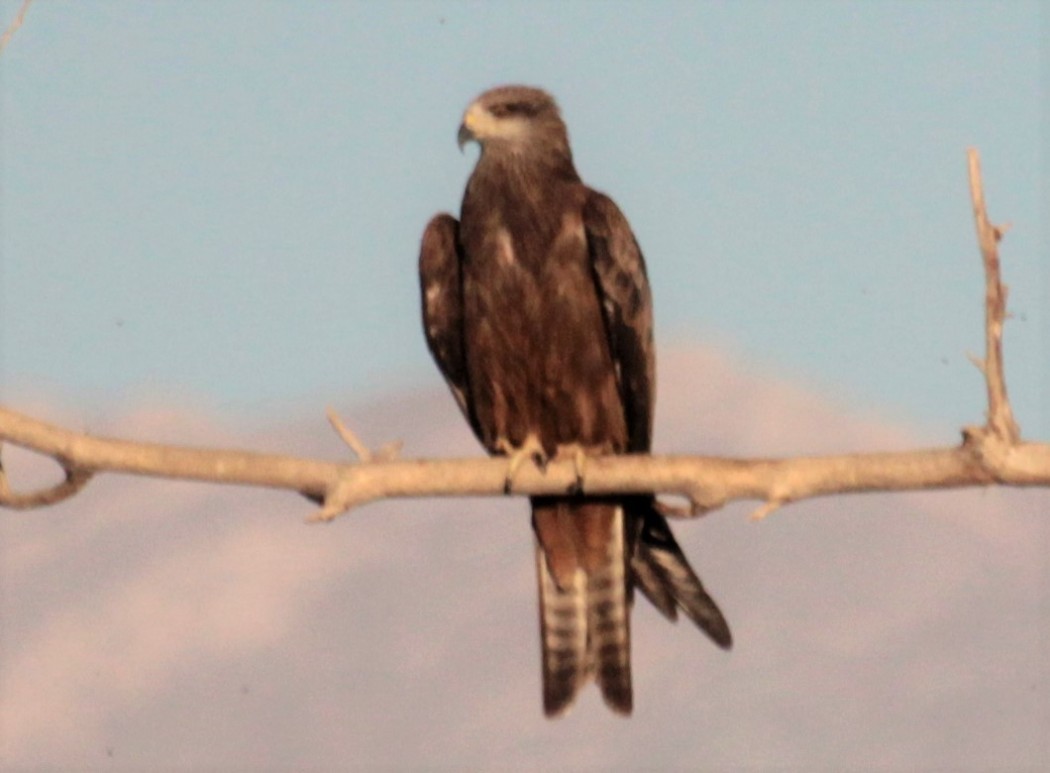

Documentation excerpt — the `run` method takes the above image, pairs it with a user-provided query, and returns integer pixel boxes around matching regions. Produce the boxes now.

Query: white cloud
[1,345,1046,768]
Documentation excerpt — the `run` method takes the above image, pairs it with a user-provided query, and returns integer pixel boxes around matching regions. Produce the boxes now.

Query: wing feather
[583,191,733,651]
[582,191,654,454]
[630,503,733,648]
[419,214,482,439]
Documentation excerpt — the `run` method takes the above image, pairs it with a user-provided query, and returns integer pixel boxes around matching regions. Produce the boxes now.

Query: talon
[571,448,586,494]
[504,451,527,494]
[551,443,588,494]
[498,434,547,494]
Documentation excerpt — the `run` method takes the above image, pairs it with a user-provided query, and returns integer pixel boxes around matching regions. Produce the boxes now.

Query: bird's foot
[497,434,548,494]
[555,443,588,494]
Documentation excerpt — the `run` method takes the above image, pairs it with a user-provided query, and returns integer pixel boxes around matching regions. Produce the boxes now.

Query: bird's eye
[492,101,532,118]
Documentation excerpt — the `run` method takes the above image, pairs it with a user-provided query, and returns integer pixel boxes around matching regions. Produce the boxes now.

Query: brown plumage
[419,85,731,716]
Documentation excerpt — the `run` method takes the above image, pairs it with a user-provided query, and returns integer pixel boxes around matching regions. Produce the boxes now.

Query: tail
[533,498,632,716]
[532,497,732,717]
[628,499,733,649]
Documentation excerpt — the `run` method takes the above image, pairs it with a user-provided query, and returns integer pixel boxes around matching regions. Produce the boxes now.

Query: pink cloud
[1,345,1046,768]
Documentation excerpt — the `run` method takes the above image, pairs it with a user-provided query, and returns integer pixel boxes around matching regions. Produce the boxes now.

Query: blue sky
[2,4,1048,767]
[1,1,1046,438]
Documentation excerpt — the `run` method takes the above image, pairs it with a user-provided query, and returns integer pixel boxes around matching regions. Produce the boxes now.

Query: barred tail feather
[535,501,632,716]
[536,542,587,716]
[630,504,733,649]
[587,505,632,714]
[535,500,725,716]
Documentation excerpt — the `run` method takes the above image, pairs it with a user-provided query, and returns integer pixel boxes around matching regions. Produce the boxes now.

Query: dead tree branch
[0,0,33,56]
[966,148,1020,445]
[1,149,1047,521]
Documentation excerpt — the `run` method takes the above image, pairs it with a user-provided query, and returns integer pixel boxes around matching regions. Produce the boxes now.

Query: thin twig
[326,408,373,462]
[749,499,785,522]
[0,464,94,510]
[0,0,33,55]
[967,148,1020,443]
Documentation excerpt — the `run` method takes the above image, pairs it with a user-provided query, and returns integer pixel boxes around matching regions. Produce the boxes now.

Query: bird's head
[457,85,571,159]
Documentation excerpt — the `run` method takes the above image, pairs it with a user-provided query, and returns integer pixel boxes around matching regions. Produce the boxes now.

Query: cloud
[1,345,1046,769]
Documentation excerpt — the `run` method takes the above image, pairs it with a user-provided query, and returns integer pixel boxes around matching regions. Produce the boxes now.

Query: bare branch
[2,404,1048,523]
[968,147,1020,443]
[0,406,339,505]
[0,149,1046,522]
[0,446,94,509]
[327,407,374,462]
[0,0,33,56]
[749,499,786,522]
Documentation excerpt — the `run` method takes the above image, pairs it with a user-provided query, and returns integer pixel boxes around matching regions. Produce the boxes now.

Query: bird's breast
[458,208,625,454]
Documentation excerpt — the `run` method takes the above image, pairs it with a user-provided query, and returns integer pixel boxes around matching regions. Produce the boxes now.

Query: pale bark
[2,150,1046,523]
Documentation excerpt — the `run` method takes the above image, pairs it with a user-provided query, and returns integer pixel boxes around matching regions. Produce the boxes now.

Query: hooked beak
[457,122,474,152]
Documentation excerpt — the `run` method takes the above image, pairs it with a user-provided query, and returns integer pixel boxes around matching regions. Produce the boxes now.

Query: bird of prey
[419,85,731,716]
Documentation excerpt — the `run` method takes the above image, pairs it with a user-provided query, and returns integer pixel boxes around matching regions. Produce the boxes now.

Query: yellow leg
[552,443,588,494]
[571,447,586,494]
[497,434,547,494]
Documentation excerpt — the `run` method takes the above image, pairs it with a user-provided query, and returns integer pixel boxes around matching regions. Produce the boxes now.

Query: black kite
[419,85,731,716]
